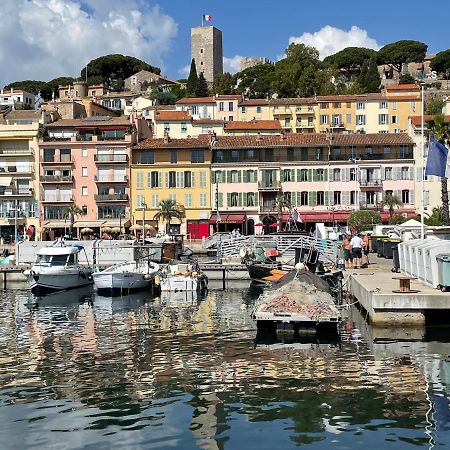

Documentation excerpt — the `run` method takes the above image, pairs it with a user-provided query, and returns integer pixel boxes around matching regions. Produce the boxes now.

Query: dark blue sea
[0,282,450,449]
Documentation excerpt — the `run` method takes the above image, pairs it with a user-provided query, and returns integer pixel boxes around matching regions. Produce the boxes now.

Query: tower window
[200,48,204,54]
[200,61,203,66]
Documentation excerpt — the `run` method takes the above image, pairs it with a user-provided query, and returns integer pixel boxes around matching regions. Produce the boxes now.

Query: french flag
[426,140,450,178]
[203,14,212,22]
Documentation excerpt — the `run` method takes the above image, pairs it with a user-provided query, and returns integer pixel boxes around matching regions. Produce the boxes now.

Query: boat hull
[159,274,208,292]
[28,268,93,295]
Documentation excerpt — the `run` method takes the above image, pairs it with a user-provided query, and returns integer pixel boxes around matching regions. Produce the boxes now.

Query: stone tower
[191,26,223,85]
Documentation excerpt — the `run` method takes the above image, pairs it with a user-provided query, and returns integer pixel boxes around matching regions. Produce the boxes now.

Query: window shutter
[165,172,169,188]
[309,191,317,206]
[290,169,295,181]
[410,190,415,204]
[342,191,350,205]
[416,167,421,182]
[147,172,151,188]
[238,171,242,183]
[360,170,367,183]
[324,191,329,206]
[254,193,259,207]
[393,167,400,181]
[218,193,223,207]
[308,169,313,182]
[296,169,301,182]
[227,193,231,208]
[158,173,162,188]
[238,192,243,207]
[226,171,231,183]
[191,172,195,188]
[243,170,248,183]
[243,192,248,207]
[394,189,401,200]
[424,190,429,206]
[312,169,317,181]
[176,172,181,188]
[374,168,381,181]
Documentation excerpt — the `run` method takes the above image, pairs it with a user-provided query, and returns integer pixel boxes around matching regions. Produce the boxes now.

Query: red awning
[209,213,246,224]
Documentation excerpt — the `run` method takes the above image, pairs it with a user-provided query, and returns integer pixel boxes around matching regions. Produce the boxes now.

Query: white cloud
[0,0,177,86]
[289,25,381,60]
[223,55,244,74]
[178,65,190,78]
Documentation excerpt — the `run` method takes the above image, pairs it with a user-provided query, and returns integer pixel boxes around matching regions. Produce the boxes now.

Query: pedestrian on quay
[361,232,370,268]
[342,234,353,269]
[350,233,363,269]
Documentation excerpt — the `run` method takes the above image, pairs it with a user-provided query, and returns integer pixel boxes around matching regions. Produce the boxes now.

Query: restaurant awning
[0,177,12,187]
[43,221,66,228]
[209,213,246,224]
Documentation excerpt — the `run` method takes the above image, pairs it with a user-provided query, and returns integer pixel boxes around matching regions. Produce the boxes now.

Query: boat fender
[143,273,152,281]
[87,274,93,281]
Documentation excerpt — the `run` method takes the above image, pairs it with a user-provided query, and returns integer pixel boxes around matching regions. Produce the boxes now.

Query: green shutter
[242,170,248,183]
[312,170,317,181]
[254,194,259,207]
[238,171,242,183]
[323,169,328,181]
[296,169,301,182]
[243,192,248,206]
[325,191,330,206]
[309,191,317,206]
[227,193,231,207]
[290,169,295,182]
[308,169,312,182]
[226,171,231,183]
[238,192,243,207]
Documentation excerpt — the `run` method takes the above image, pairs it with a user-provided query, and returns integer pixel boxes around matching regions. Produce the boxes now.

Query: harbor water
[1,282,450,449]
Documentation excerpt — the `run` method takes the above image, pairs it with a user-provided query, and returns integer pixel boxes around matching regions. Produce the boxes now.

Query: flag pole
[420,82,425,240]
[201,15,204,27]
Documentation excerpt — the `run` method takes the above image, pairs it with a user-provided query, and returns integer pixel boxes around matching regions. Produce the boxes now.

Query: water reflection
[0,287,449,448]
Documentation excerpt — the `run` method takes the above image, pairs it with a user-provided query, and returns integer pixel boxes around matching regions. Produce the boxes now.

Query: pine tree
[186,59,198,97]
[357,56,381,93]
[196,72,209,97]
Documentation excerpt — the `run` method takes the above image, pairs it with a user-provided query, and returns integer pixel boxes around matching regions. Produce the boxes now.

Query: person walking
[361,232,370,268]
[350,233,363,269]
[342,234,352,269]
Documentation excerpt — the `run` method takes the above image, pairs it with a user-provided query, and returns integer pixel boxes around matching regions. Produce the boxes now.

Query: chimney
[209,131,217,146]
[163,132,170,143]
[280,130,286,140]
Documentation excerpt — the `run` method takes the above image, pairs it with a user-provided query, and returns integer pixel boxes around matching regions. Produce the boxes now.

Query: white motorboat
[92,258,160,295]
[159,262,208,292]
[24,244,93,295]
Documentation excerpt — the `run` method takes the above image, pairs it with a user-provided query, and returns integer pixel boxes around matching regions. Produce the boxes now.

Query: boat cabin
[34,246,82,267]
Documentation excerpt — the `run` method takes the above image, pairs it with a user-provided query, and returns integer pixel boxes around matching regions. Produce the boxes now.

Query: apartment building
[131,135,212,239]
[386,84,420,133]
[175,97,216,120]
[214,95,241,122]
[210,133,416,234]
[0,89,35,109]
[38,116,141,240]
[238,99,271,122]
[223,120,281,135]
[0,110,43,242]
[270,98,317,133]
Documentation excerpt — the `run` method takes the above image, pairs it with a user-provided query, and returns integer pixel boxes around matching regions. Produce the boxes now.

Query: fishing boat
[92,257,160,295]
[158,261,208,292]
[24,244,93,295]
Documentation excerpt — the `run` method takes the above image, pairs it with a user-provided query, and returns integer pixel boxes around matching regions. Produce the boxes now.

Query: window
[383,146,391,154]
[285,118,291,127]
[301,148,308,160]
[317,191,325,205]
[184,193,192,208]
[299,169,308,182]
[191,149,205,163]
[229,102,234,111]
[247,192,255,207]
[136,172,144,188]
[82,186,88,196]
[256,106,262,113]
[199,193,207,207]
[82,148,88,157]
[315,148,324,161]
[400,145,409,158]
[365,146,373,157]
[181,123,187,133]
[308,117,314,126]
[151,193,159,208]
[246,170,256,182]
[287,148,294,161]
[230,192,238,207]
[170,150,177,164]
[169,194,176,202]
[241,106,247,113]
[300,191,308,206]
[402,190,410,204]
[380,101,388,109]
[296,106,302,112]
[401,167,410,180]
[151,171,159,188]
[82,167,88,177]
[348,146,357,159]
[168,171,176,188]
[219,102,224,112]
[320,115,329,125]
[333,191,341,205]
[163,122,170,132]
[230,170,239,183]
[346,114,352,124]
[333,102,341,108]
[200,48,204,54]
[356,102,365,110]
[356,115,366,126]
[140,150,155,164]
[350,191,357,205]
[321,102,329,109]
[283,169,292,182]
[333,147,341,157]
[44,148,55,162]
[316,169,325,181]
[410,101,416,110]
[136,194,145,207]
[191,105,198,115]
[332,114,342,126]
[184,171,192,187]
[391,115,397,124]
[378,114,388,125]
[392,101,397,110]
[384,167,392,180]
[350,168,357,181]
[333,168,341,181]
[200,171,207,188]
[228,116,233,122]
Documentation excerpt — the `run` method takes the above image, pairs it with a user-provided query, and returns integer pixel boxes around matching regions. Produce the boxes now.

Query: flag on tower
[203,14,212,22]
[425,139,450,178]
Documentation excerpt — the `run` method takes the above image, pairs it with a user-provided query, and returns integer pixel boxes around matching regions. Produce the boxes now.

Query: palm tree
[63,203,83,238]
[424,207,444,226]
[427,115,450,225]
[272,193,292,230]
[382,194,403,218]
[153,199,185,234]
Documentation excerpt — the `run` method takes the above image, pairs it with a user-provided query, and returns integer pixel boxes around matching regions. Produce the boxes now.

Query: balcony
[94,193,129,202]
[0,166,34,175]
[360,179,383,190]
[0,188,34,197]
[95,175,128,183]
[258,181,281,191]
[41,158,73,165]
[359,202,381,210]
[0,148,33,156]
[94,154,128,163]
[41,195,73,203]
[40,175,74,183]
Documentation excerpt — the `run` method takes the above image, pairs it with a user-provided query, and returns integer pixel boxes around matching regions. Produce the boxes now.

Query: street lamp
[420,82,425,240]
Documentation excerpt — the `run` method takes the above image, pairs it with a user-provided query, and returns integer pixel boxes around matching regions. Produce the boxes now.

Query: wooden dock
[0,265,27,288]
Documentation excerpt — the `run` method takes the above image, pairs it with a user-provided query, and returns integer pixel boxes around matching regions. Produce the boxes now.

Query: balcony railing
[94,154,128,163]
[360,179,383,188]
[40,175,74,183]
[258,181,281,191]
[42,195,73,202]
[95,175,128,183]
[0,188,33,196]
[359,202,381,210]
[94,193,129,202]
[41,158,73,165]
[0,149,33,156]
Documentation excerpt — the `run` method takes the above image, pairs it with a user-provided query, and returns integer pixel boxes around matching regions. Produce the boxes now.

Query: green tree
[357,56,381,93]
[272,193,293,231]
[324,47,377,81]
[382,194,403,218]
[212,73,236,95]
[389,214,408,225]
[424,207,444,226]
[4,80,52,100]
[377,40,428,75]
[153,199,185,234]
[47,77,75,97]
[151,91,178,105]
[196,72,209,97]
[399,74,415,84]
[427,115,450,225]
[186,59,198,97]
[63,204,83,238]
[426,98,444,115]
[348,211,381,232]
[235,64,275,98]
[80,54,160,91]
[430,49,450,79]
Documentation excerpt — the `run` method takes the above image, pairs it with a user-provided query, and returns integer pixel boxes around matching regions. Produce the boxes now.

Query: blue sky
[1,0,449,87]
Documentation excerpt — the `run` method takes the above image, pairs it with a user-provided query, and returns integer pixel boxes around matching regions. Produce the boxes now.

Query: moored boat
[158,262,208,292]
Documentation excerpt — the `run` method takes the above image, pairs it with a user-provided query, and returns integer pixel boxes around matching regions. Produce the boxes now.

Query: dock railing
[202,232,232,249]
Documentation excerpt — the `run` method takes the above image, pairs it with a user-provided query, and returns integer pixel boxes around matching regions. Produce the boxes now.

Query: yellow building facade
[131,136,212,238]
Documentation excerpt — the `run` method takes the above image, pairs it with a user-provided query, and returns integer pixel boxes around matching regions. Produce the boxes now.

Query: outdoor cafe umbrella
[144,224,154,230]
[102,226,112,233]
[129,224,142,231]
[110,227,121,233]
[80,227,93,234]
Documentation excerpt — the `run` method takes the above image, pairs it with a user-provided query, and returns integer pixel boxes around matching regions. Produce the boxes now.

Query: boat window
[35,254,51,265]
[66,253,76,266]
[51,255,68,266]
